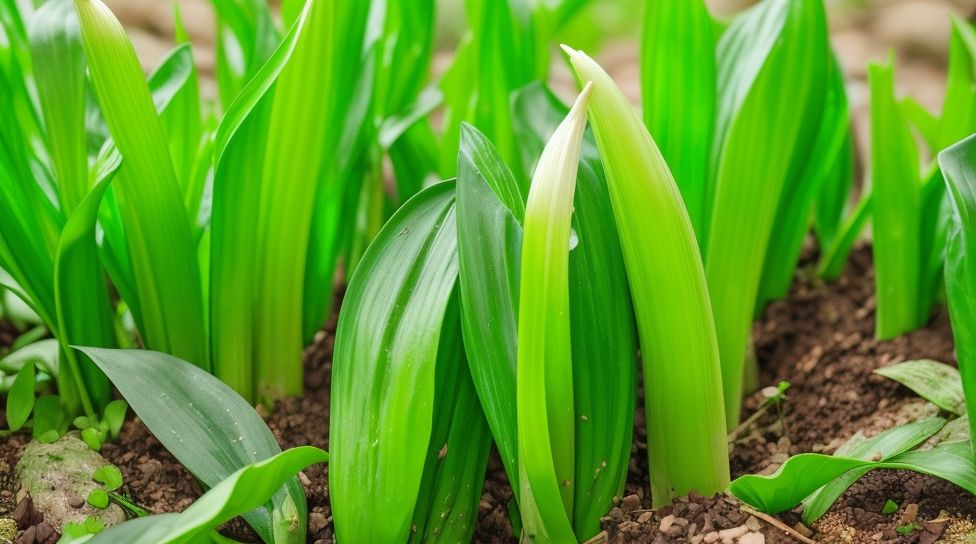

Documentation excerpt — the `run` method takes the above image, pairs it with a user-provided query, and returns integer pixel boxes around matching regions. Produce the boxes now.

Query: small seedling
[896,522,921,536]
[86,464,148,517]
[73,400,128,451]
[61,516,105,540]
[882,499,898,515]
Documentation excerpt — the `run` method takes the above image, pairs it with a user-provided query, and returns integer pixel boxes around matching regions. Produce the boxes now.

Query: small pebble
[717,524,748,541]
[35,521,54,542]
[739,532,764,544]
[704,531,719,543]
[746,516,761,532]
[67,495,86,509]
[900,503,919,524]
[637,511,653,524]
[308,512,327,534]
[659,514,675,532]
[621,494,641,513]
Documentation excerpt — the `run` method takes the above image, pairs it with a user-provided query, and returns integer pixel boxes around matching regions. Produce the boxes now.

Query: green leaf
[87,489,109,509]
[6,359,35,431]
[874,360,966,415]
[731,440,976,515]
[516,85,591,541]
[883,500,898,515]
[455,123,523,493]
[29,0,88,215]
[75,0,208,368]
[211,0,373,402]
[76,347,307,544]
[408,296,492,544]
[868,58,923,339]
[640,0,715,239]
[88,447,328,544]
[936,18,976,151]
[54,172,116,417]
[0,338,58,376]
[32,394,65,442]
[565,46,729,507]
[940,132,976,456]
[758,54,851,308]
[331,182,475,542]
[93,464,123,491]
[210,0,279,110]
[799,417,946,523]
[101,399,126,440]
[817,191,870,280]
[814,131,856,251]
[81,426,103,451]
[704,0,830,424]
[146,43,203,218]
[510,83,638,539]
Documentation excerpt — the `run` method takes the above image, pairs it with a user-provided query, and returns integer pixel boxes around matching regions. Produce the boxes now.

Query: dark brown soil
[2,245,975,543]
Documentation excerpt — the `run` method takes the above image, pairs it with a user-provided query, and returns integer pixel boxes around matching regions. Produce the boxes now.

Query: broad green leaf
[640,0,715,239]
[331,182,471,542]
[77,347,307,544]
[516,85,591,541]
[6,359,34,431]
[75,0,208,368]
[511,82,637,539]
[800,417,946,523]
[88,447,328,544]
[940,133,976,455]
[566,46,729,507]
[874,360,966,415]
[455,123,523,489]
[409,295,492,544]
[869,58,923,339]
[731,440,976,515]
[704,0,829,425]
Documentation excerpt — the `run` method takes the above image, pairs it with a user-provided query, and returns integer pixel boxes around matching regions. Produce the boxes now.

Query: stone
[15,433,126,532]
[739,532,765,544]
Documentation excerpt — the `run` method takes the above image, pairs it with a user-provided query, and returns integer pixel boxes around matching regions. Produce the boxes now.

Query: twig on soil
[738,504,816,544]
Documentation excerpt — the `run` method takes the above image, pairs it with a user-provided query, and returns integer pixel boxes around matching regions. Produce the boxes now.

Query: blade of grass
[566,46,730,507]
[75,0,208,368]
[640,0,715,239]
[868,58,922,339]
[704,0,829,424]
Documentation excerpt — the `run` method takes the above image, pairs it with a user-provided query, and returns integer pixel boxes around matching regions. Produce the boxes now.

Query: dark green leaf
[6,359,35,431]
[77,347,305,544]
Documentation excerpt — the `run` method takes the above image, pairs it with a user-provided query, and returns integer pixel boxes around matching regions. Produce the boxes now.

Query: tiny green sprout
[86,488,109,509]
[882,499,898,515]
[61,516,105,539]
[81,427,103,451]
[93,465,123,491]
[896,522,921,536]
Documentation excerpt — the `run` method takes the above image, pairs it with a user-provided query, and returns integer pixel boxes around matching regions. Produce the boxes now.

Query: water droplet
[568,229,579,251]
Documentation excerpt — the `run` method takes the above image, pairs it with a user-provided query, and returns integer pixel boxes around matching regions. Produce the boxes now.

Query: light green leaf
[874,360,966,415]
[331,182,463,541]
[566,46,729,507]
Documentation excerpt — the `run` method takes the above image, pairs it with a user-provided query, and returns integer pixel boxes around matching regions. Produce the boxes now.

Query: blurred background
[108,0,976,170]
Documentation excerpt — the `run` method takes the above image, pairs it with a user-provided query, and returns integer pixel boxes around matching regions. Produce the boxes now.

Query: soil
[2,245,976,544]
